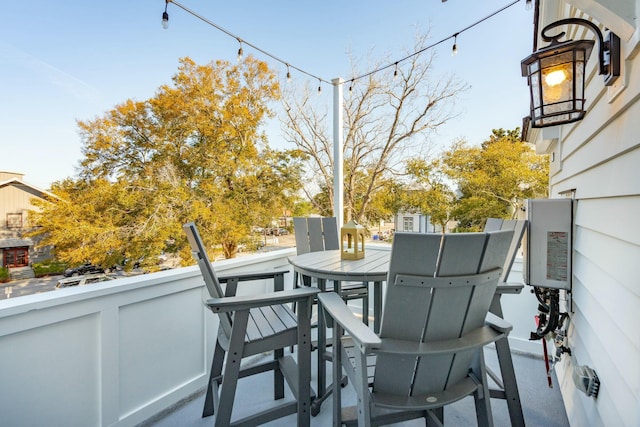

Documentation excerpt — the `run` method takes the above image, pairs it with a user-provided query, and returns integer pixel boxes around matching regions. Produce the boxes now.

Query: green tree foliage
[29,57,304,267]
[405,158,457,232]
[442,128,548,230]
[403,129,548,232]
[365,178,406,228]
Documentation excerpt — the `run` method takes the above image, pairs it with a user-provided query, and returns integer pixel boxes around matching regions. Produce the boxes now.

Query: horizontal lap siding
[552,147,640,200]
[556,192,640,427]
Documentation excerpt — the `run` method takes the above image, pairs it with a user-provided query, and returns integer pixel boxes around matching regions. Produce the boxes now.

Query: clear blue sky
[1,0,534,189]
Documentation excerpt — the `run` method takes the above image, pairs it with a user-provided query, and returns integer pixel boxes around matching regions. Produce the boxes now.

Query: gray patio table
[288,247,390,414]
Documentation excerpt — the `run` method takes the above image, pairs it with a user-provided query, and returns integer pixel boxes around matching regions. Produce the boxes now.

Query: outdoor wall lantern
[521,18,620,128]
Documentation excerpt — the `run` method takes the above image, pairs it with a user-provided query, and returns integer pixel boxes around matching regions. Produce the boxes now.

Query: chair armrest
[496,282,524,295]
[485,311,513,333]
[378,325,505,356]
[205,287,319,313]
[318,292,381,353]
[218,269,289,283]
[218,269,289,294]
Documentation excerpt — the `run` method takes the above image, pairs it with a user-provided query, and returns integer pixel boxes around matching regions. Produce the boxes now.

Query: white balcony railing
[0,246,539,427]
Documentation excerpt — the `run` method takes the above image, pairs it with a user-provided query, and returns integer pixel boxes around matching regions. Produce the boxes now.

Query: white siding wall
[535,2,640,426]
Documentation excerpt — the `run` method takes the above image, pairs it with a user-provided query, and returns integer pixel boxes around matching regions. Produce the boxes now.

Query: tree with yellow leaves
[29,57,304,268]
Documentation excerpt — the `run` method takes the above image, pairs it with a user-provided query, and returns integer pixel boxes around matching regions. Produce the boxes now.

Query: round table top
[288,248,390,282]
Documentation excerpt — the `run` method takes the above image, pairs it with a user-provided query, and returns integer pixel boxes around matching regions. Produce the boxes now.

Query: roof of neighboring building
[0,238,33,248]
[0,177,59,200]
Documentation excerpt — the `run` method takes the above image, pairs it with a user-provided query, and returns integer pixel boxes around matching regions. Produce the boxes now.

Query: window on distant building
[403,216,414,232]
[6,213,23,228]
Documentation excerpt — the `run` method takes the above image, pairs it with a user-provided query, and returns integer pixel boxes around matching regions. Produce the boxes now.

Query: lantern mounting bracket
[540,18,620,85]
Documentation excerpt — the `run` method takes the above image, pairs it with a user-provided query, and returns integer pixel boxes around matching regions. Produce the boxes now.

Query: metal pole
[332,77,344,227]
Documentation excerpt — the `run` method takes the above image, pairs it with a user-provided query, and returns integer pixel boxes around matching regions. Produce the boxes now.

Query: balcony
[0,246,568,426]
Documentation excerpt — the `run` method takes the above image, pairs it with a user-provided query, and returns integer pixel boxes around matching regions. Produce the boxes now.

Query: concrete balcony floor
[143,344,569,427]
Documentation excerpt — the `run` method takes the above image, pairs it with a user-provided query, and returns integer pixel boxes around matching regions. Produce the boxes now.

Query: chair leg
[471,351,494,427]
[215,312,250,426]
[362,283,369,326]
[332,322,344,427]
[297,294,313,427]
[202,340,226,418]
[353,351,373,426]
[274,348,285,400]
[426,408,444,426]
[495,336,525,427]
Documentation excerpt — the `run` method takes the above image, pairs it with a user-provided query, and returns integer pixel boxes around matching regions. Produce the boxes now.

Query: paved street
[1,275,62,300]
[0,235,297,301]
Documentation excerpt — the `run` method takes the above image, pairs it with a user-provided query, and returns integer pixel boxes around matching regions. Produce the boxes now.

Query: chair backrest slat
[379,233,441,340]
[483,218,528,282]
[183,222,233,338]
[484,217,504,231]
[307,218,325,252]
[322,217,340,250]
[479,229,517,274]
[436,232,488,276]
[293,217,311,255]
[500,219,527,282]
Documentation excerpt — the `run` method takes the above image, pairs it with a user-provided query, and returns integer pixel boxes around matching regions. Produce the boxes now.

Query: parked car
[63,263,105,277]
[269,228,289,236]
[56,273,113,288]
[378,229,394,241]
[237,238,266,253]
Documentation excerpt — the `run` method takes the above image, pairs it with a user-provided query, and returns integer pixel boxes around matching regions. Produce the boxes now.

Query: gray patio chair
[483,218,528,427]
[184,222,320,427]
[318,230,514,426]
[293,217,369,325]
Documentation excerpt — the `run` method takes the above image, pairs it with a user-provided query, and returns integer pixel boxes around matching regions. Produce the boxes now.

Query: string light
[237,40,243,62]
[393,62,399,79]
[161,1,169,29]
[451,33,458,56]
[345,0,521,87]
[162,0,522,89]
[525,0,533,10]
[286,64,291,82]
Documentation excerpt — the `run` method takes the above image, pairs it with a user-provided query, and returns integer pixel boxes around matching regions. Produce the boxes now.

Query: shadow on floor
[141,345,569,427]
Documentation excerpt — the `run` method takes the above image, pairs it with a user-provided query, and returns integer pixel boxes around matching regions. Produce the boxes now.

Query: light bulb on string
[154,0,522,103]
[525,0,533,10]
[237,40,243,62]
[161,1,169,29]
[286,65,291,83]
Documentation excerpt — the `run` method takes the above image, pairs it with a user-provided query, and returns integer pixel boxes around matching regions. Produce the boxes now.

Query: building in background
[0,171,55,272]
